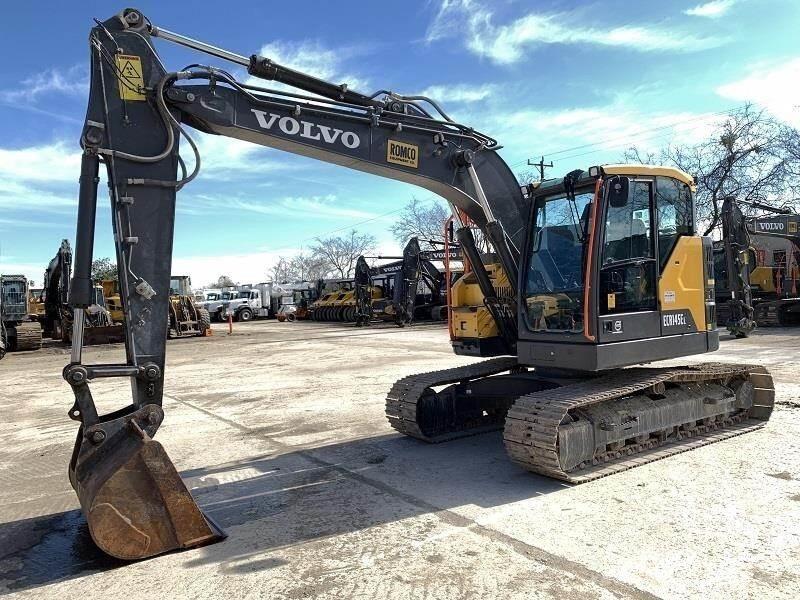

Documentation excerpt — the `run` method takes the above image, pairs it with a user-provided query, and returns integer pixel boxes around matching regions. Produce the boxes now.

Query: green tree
[91,257,117,282]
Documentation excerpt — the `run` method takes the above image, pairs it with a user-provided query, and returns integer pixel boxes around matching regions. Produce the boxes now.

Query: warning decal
[114,54,145,101]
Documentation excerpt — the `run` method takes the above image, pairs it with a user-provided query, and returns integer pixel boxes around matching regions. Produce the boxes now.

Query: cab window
[600,180,657,314]
[655,176,693,268]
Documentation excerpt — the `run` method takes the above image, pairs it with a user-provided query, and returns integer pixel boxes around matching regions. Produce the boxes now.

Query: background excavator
[64,8,774,561]
[41,240,124,345]
[714,198,757,338]
[167,275,211,337]
[714,198,800,330]
[355,237,450,326]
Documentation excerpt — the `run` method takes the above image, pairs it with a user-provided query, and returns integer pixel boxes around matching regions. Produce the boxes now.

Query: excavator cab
[448,164,717,369]
[515,165,718,370]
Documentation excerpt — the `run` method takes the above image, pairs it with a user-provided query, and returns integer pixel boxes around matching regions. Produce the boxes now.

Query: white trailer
[225,282,283,321]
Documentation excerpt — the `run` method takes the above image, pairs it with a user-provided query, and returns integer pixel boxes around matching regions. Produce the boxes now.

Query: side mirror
[608,176,629,208]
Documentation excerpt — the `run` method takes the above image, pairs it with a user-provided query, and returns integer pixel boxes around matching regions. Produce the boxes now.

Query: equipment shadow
[0,431,567,592]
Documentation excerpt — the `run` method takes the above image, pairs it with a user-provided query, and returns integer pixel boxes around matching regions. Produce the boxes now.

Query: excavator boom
[66,7,524,560]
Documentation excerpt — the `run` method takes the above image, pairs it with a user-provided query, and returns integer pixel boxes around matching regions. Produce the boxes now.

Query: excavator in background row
[714,198,757,338]
[0,275,43,359]
[746,211,800,326]
[357,237,453,325]
[40,240,125,345]
[714,199,800,331]
[276,280,324,321]
[102,279,125,323]
[312,237,455,325]
[28,286,46,322]
[63,9,774,561]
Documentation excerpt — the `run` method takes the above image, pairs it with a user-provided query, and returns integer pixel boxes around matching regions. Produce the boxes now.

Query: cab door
[596,177,661,342]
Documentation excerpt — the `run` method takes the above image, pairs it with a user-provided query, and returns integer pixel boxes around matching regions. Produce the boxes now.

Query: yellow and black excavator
[63,8,774,560]
[40,240,125,345]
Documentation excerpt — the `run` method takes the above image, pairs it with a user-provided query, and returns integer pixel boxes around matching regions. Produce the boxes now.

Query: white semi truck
[223,282,285,321]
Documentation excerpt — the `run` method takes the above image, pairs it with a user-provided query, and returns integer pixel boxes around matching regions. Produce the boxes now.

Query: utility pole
[527,156,553,181]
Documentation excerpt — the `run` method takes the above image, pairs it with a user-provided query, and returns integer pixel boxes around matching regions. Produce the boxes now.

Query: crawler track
[385,357,519,442]
[386,359,774,483]
[504,363,774,483]
[14,322,42,351]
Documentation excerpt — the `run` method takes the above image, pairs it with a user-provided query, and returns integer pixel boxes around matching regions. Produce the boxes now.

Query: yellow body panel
[101,280,124,323]
[451,306,498,339]
[449,262,510,340]
[658,236,707,330]
[750,266,776,292]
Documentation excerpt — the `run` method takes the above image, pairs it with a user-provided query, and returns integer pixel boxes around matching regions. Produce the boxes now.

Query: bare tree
[270,256,296,283]
[289,252,330,280]
[390,197,449,248]
[208,275,235,287]
[516,169,539,186]
[310,229,376,279]
[624,105,800,234]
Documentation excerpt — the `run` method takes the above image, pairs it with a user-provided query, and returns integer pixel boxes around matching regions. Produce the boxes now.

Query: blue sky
[1,0,798,286]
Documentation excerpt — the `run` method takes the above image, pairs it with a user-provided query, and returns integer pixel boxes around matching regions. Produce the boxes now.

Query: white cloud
[185,192,387,222]
[480,104,723,171]
[0,142,81,183]
[418,83,496,103]
[427,1,724,64]
[684,0,737,18]
[0,65,88,103]
[0,180,77,211]
[172,249,294,287]
[193,132,297,176]
[716,58,800,126]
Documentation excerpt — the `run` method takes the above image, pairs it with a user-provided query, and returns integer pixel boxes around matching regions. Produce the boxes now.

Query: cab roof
[531,164,695,193]
[602,164,695,187]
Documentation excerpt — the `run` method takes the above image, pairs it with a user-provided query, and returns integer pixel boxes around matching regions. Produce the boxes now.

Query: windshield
[525,189,593,333]
[222,291,239,300]
[205,293,219,301]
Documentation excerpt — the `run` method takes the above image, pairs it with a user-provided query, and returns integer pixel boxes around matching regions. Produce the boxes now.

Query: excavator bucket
[69,407,225,560]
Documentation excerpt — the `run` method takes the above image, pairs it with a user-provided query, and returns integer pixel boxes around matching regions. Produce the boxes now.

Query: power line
[538,105,743,159]
[271,105,746,250]
[504,104,746,171]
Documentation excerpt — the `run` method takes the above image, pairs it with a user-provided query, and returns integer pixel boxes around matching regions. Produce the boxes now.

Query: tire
[287,313,296,322]
[197,308,211,335]
[237,307,254,322]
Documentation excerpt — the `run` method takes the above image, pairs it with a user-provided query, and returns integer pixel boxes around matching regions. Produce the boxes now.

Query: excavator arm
[65,8,527,559]
[718,197,756,337]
